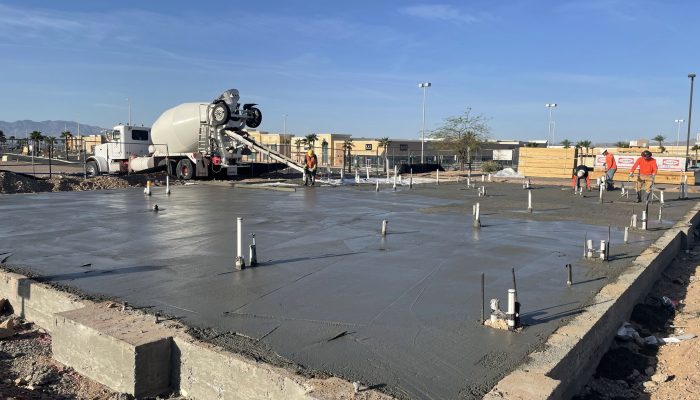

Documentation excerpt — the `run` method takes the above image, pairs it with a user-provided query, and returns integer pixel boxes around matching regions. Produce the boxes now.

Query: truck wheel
[245,106,262,128]
[176,159,195,180]
[157,159,177,177]
[86,160,99,177]
[211,101,230,125]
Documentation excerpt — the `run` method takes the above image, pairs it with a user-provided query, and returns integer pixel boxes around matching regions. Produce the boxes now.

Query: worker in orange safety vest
[629,150,658,203]
[601,148,617,190]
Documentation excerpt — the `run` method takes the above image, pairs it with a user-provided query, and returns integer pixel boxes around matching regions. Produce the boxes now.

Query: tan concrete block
[52,303,172,397]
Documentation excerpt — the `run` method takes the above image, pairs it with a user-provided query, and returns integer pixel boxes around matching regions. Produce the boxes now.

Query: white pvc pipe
[376,180,379,192]
[237,217,243,259]
[599,240,607,261]
[641,210,647,230]
[488,173,492,182]
[624,227,629,244]
[165,176,170,195]
[482,175,485,182]
[366,165,370,180]
[528,189,532,212]
[472,204,476,215]
[386,158,390,180]
[660,190,664,204]
[145,180,151,196]
[586,239,594,258]
[436,169,439,185]
[658,205,663,221]
[632,214,638,228]
[381,219,388,236]
[475,202,480,221]
[599,183,603,202]
[507,289,516,328]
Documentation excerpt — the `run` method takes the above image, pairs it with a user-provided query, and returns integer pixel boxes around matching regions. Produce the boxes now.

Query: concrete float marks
[0,181,697,399]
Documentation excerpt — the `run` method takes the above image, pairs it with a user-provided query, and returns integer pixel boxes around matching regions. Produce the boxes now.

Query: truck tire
[211,101,230,125]
[176,159,195,180]
[86,160,99,177]
[157,159,177,177]
[245,106,262,128]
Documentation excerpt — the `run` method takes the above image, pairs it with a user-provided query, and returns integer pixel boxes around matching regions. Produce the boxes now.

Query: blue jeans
[605,168,616,187]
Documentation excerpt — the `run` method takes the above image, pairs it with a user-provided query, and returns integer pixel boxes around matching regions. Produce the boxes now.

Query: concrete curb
[0,271,392,399]
[484,201,700,400]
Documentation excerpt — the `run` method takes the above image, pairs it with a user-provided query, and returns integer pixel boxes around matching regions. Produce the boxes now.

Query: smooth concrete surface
[53,304,172,397]
[1,182,697,399]
[485,202,700,399]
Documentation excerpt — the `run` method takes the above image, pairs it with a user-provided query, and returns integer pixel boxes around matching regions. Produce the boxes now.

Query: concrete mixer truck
[86,89,304,179]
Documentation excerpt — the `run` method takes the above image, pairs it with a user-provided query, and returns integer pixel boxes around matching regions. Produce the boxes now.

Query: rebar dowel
[481,272,485,324]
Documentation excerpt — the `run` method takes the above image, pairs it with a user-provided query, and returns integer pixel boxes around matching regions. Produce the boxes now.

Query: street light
[545,103,557,146]
[126,98,131,126]
[675,119,685,147]
[686,73,696,171]
[419,82,431,164]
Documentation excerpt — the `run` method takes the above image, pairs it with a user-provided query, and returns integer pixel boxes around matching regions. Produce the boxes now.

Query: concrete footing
[0,270,390,399]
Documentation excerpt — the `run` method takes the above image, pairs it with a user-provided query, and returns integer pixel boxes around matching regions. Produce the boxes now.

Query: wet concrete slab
[0,182,696,399]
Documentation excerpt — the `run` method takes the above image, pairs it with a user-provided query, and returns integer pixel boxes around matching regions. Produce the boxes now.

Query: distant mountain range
[0,120,107,138]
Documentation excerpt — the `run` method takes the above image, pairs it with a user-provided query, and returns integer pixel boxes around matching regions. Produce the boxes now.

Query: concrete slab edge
[484,201,700,400]
[0,270,394,399]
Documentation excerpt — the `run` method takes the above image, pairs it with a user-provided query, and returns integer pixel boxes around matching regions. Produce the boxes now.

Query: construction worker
[572,164,591,192]
[601,148,617,190]
[304,149,318,186]
[629,150,658,203]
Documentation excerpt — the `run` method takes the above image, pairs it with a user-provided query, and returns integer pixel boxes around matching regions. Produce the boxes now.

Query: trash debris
[616,322,640,341]
[661,333,696,343]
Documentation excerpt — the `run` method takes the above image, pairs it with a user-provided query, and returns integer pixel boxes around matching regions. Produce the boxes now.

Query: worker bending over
[629,150,658,203]
[601,148,617,190]
[572,164,591,192]
[304,149,318,186]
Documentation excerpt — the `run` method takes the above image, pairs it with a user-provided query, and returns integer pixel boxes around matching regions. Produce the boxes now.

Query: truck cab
[91,125,152,174]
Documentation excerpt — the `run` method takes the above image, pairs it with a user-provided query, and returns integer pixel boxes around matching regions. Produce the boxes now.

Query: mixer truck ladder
[224,128,306,173]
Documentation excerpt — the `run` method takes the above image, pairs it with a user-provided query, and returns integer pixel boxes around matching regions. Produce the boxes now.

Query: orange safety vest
[305,153,318,169]
[605,153,617,170]
[630,157,658,175]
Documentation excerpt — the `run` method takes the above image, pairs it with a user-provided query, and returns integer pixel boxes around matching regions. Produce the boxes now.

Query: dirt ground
[575,241,700,400]
[0,170,172,194]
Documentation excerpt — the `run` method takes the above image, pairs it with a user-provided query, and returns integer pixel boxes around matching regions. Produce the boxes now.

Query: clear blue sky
[1,0,699,144]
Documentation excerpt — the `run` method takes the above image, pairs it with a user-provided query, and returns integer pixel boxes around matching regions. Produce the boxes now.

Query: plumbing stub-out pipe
[376,180,379,192]
[488,173,492,182]
[249,233,257,266]
[144,180,151,196]
[599,184,604,203]
[436,169,440,185]
[586,239,594,259]
[624,226,629,244]
[599,240,607,261]
[527,189,533,212]
[641,210,648,230]
[381,219,388,236]
[473,202,481,228]
[566,264,572,286]
[165,176,170,195]
[631,214,638,229]
[507,289,520,331]
[235,217,245,270]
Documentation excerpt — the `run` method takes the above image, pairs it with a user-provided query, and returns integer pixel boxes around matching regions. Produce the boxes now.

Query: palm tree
[560,139,571,149]
[378,137,391,172]
[0,130,5,148]
[652,135,665,149]
[29,131,43,156]
[575,140,592,157]
[305,134,318,151]
[61,130,72,158]
[692,145,700,167]
[342,139,354,173]
[43,136,56,158]
[294,139,303,162]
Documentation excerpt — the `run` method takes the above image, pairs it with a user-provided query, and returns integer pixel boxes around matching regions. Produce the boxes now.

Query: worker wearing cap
[601,148,617,190]
[304,149,318,186]
[629,150,658,203]
[572,164,591,192]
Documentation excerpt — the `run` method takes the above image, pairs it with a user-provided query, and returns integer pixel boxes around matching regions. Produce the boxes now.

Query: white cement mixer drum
[151,103,207,154]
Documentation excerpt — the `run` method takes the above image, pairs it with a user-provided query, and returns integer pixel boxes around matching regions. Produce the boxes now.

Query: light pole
[545,103,557,146]
[686,73,696,171]
[675,119,685,147]
[419,82,431,164]
[126,98,131,126]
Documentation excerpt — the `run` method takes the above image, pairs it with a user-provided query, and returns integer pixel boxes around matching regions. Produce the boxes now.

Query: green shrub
[481,161,500,173]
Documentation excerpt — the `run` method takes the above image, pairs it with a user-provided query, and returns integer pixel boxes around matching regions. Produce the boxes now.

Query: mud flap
[195,154,209,177]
